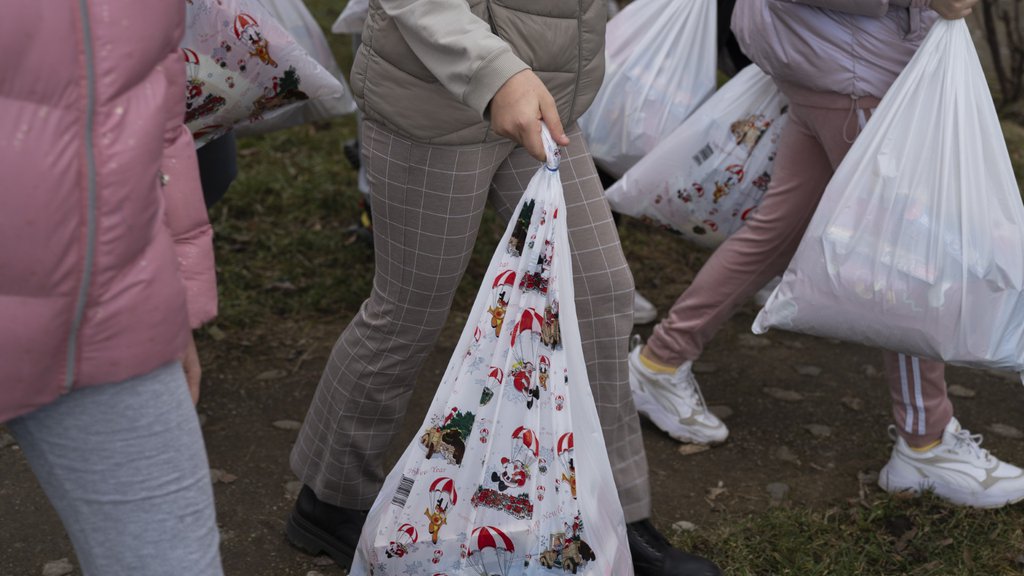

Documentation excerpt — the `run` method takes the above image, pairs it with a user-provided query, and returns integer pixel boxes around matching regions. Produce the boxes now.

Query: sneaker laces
[672,365,710,412]
[950,427,993,464]
[631,335,711,413]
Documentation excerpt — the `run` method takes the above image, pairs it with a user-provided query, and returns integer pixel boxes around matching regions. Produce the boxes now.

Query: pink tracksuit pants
[644,89,953,447]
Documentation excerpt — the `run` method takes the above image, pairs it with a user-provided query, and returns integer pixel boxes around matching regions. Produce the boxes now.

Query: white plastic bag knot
[541,125,561,171]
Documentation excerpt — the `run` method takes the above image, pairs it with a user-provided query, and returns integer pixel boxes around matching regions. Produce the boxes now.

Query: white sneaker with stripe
[627,336,728,445]
[879,417,1024,508]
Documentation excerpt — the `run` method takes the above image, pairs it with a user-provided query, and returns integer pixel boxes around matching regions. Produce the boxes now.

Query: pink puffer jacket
[0,2,217,422]
[732,0,939,100]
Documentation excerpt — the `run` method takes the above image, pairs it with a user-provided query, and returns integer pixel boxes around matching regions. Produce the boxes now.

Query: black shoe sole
[285,509,356,570]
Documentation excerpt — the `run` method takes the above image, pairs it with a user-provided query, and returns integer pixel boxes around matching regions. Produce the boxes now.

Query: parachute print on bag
[605,65,789,250]
[181,0,347,146]
[235,0,357,136]
[671,111,781,238]
[352,129,633,576]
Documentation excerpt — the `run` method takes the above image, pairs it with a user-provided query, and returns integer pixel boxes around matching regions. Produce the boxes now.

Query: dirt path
[4,294,1023,575]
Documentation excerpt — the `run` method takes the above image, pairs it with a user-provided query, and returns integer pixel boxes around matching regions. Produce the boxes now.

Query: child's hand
[930,0,979,19]
[490,70,570,162]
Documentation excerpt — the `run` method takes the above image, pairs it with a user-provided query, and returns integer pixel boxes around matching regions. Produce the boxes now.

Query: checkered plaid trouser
[290,120,652,522]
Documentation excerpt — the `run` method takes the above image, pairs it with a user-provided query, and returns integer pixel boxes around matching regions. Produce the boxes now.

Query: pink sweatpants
[644,90,953,447]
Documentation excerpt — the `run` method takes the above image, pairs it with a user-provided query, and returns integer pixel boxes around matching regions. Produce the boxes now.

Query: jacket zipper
[485,0,584,125]
[485,0,498,35]
[566,0,584,124]
[66,0,99,393]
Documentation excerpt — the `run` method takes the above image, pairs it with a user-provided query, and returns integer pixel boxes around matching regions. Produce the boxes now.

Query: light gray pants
[292,120,652,522]
[7,362,223,576]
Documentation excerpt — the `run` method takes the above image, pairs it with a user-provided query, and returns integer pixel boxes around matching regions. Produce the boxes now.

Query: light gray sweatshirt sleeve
[377,0,531,117]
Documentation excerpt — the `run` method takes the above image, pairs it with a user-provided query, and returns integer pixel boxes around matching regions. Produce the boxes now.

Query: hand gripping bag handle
[540,124,561,171]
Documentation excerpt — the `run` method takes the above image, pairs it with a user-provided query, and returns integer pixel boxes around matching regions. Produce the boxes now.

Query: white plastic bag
[605,64,788,250]
[753,20,1024,375]
[181,0,351,146]
[233,0,357,135]
[351,129,633,576]
[331,0,369,34]
[578,0,717,178]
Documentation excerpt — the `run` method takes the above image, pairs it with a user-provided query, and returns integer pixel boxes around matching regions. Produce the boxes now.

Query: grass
[206,1,1024,572]
[208,114,506,334]
[673,494,1024,575]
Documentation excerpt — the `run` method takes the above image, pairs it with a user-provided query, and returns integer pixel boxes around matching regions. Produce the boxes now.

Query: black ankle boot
[627,519,722,576]
[285,485,368,569]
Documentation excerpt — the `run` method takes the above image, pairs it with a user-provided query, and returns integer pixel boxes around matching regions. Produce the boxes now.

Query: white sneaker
[633,291,658,325]
[627,337,728,444]
[878,417,1024,508]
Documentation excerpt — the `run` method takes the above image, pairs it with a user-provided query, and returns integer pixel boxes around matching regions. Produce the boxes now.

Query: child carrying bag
[350,128,633,576]
[753,20,1024,376]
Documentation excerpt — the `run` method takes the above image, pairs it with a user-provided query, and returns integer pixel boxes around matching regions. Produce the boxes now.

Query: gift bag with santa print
[181,0,351,146]
[577,0,717,178]
[351,128,634,576]
[604,64,788,250]
[231,0,357,136]
[753,20,1024,376]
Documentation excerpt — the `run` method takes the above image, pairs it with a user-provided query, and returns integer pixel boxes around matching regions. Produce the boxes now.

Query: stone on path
[988,423,1024,439]
[285,480,303,500]
[737,334,771,348]
[803,424,832,439]
[708,405,733,420]
[763,387,804,402]
[312,556,335,567]
[273,420,302,431]
[766,482,790,502]
[306,571,326,576]
[206,325,227,341]
[861,364,881,378]
[794,364,822,377]
[210,469,238,484]
[256,369,289,381]
[706,481,728,501]
[773,445,800,465]
[947,384,977,399]
[42,559,73,576]
[678,444,710,456]
[672,520,698,532]
[857,470,879,485]
[0,432,16,449]
[841,396,864,411]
